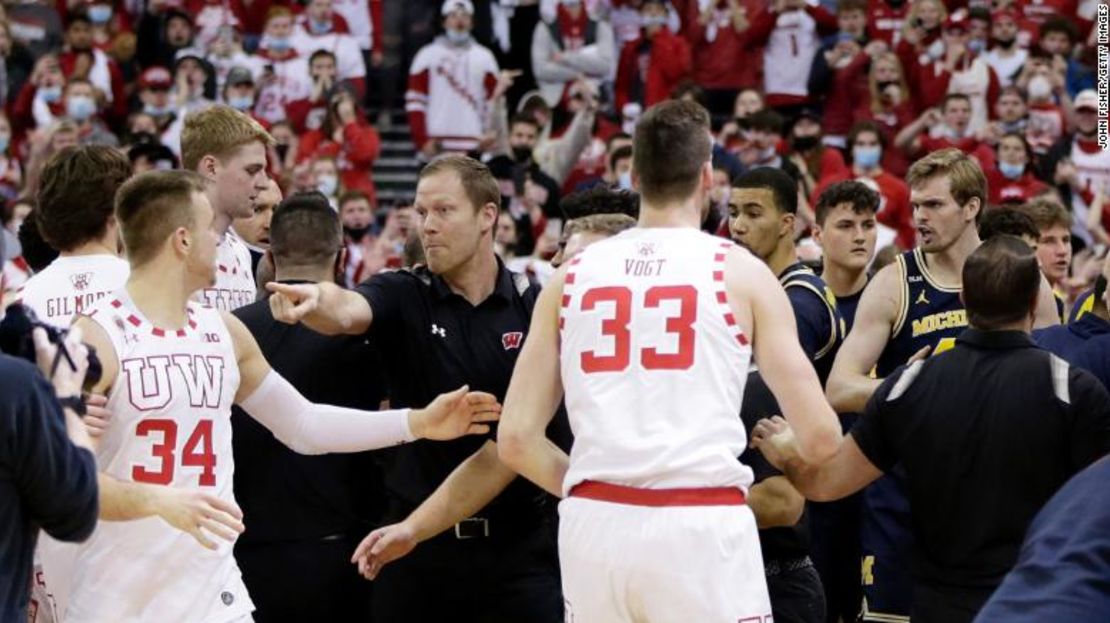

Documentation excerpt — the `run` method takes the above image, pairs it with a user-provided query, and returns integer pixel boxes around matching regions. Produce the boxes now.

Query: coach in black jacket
[231,192,388,621]
[752,235,1110,623]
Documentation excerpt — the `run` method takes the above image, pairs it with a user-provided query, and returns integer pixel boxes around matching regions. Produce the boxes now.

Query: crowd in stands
[0,0,1107,308]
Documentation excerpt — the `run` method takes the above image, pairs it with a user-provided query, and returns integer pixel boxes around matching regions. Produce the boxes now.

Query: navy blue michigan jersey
[862,249,968,622]
[1069,288,1096,323]
[780,262,846,384]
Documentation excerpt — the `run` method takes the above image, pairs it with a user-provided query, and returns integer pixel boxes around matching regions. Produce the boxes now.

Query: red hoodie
[614,28,692,110]
[682,0,763,90]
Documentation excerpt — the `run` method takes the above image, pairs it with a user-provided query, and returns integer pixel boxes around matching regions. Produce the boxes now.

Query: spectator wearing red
[747,0,838,109]
[135,66,178,137]
[80,0,135,53]
[982,9,1029,88]
[895,92,996,170]
[817,121,914,249]
[1016,0,1079,27]
[57,9,126,124]
[1017,51,1069,156]
[991,85,1029,136]
[682,0,762,117]
[291,0,365,100]
[894,0,946,100]
[913,11,1000,132]
[11,55,66,145]
[614,0,691,110]
[254,8,312,125]
[330,0,383,57]
[406,0,500,158]
[986,132,1049,206]
[0,112,23,201]
[853,51,915,176]
[530,0,615,109]
[787,108,849,201]
[298,89,380,206]
[1040,90,1109,246]
[808,0,872,143]
[866,0,910,46]
[338,189,380,288]
[285,50,340,134]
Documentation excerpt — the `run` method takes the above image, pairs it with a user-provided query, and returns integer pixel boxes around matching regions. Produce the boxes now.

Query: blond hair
[180,105,274,171]
[906,148,987,223]
[869,53,909,115]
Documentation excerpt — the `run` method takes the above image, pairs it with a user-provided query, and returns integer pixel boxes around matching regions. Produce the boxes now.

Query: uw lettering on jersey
[779,261,846,382]
[66,293,253,623]
[559,228,755,494]
[196,230,256,311]
[15,255,129,328]
[876,248,967,377]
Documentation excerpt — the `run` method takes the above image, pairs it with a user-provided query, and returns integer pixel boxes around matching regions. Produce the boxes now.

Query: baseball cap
[139,66,173,90]
[943,10,969,32]
[226,66,254,87]
[1074,89,1099,112]
[991,7,1020,24]
[441,0,474,16]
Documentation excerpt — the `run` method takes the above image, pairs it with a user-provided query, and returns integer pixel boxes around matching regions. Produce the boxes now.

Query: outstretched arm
[497,271,568,496]
[825,263,901,413]
[751,416,883,501]
[228,312,500,454]
[352,441,516,579]
[267,281,374,336]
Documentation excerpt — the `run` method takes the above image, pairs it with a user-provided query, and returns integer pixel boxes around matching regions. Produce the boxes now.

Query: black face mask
[886,0,905,7]
[792,135,821,151]
[877,80,900,92]
[992,36,1016,49]
[274,143,290,162]
[512,146,533,164]
[344,224,372,242]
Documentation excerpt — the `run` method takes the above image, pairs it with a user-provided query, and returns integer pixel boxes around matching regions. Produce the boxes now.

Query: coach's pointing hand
[266,281,321,324]
[409,385,501,440]
[750,416,802,471]
[351,522,418,580]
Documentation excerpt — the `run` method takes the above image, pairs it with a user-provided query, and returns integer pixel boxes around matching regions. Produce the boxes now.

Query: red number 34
[132,419,217,486]
[579,285,697,373]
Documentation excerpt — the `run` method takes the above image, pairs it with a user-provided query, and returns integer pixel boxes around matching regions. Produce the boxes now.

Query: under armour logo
[431,324,447,338]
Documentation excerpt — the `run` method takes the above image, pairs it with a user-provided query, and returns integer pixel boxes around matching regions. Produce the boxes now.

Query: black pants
[235,536,372,622]
[767,564,827,623]
[912,582,995,623]
[371,525,563,623]
[810,494,863,623]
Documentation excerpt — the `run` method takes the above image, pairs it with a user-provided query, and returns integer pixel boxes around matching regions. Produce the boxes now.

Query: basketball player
[496,100,843,621]
[18,146,260,623]
[813,181,880,331]
[181,106,273,311]
[65,171,501,622]
[826,150,1063,621]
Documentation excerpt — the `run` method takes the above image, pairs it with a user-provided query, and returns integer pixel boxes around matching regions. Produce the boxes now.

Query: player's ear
[172,226,191,256]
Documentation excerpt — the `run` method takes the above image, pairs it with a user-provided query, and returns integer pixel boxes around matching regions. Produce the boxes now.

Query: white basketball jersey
[1070,142,1110,246]
[66,292,253,623]
[559,228,755,495]
[195,229,256,311]
[15,254,129,328]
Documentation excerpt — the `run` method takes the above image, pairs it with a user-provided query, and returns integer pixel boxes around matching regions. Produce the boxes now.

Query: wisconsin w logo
[501,332,523,350]
[122,355,225,410]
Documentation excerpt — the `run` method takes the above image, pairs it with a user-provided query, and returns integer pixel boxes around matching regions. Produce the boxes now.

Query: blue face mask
[267,36,292,52]
[999,161,1025,180]
[309,18,331,35]
[967,38,985,54]
[0,134,11,153]
[618,171,633,190]
[228,95,254,111]
[445,28,471,46]
[144,102,174,117]
[38,86,62,103]
[88,4,113,24]
[853,145,882,169]
[642,15,668,28]
[66,95,97,121]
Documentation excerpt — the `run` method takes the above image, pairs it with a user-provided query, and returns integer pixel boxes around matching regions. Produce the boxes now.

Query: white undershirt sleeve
[239,370,415,455]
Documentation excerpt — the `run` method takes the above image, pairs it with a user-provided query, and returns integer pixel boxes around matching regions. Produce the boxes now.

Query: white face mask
[617,171,633,190]
[1027,75,1053,100]
[317,174,338,196]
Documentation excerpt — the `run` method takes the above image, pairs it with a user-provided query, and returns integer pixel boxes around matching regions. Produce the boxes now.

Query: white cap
[441,0,474,16]
[1074,89,1099,112]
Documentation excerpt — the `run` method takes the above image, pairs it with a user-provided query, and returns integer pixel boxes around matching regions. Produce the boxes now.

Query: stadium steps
[373,109,420,206]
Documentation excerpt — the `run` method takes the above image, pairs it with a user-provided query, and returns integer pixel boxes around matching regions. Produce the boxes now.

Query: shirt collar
[429,255,516,304]
[1070,313,1110,340]
[956,328,1036,350]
